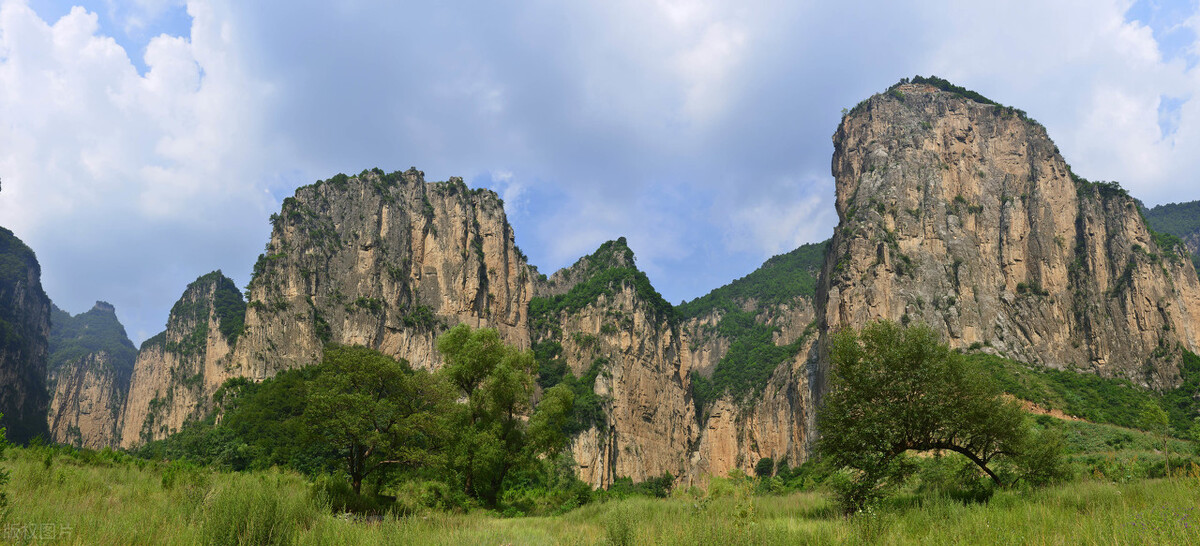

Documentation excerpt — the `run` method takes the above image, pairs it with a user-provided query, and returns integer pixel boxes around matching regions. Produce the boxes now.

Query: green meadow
[4,440,1200,545]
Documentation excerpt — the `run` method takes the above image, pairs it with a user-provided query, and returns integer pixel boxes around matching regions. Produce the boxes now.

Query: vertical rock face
[0,227,50,443]
[534,239,821,484]
[818,82,1200,389]
[118,272,243,447]
[530,239,696,486]
[677,242,825,480]
[232,168,536,379]
[46,302,136,448]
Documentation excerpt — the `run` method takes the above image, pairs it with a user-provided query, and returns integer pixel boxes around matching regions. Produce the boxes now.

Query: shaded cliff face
[233,168,536,379]
[118,272,243,447]
[0,226,51,443]
[818,83,1200,389]
[46,302,136,448]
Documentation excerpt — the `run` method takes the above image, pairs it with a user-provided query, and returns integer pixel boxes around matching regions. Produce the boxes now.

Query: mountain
[230,168,536,381]
[816,78,1200,391]
[0,226,51,443]
[118,271,244,447]
[1143,200,1200,273]
[44,79,1200,487]
[46,302,136,448]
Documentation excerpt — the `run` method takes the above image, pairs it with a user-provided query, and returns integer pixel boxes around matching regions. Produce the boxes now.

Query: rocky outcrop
[117,272,243,447]
[817,82,1200,389]
[530,239,696,486]
[683,300,817,483]
[46,302,136,448]
[0,227,50,443]
[534,239,820,484]
[232,169,537,379]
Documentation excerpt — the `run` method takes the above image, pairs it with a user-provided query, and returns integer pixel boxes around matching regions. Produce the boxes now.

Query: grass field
[4,445,1200,545]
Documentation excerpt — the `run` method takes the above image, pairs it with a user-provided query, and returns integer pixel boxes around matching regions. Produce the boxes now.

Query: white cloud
[0,0,276,341]
[2,0,1200,338]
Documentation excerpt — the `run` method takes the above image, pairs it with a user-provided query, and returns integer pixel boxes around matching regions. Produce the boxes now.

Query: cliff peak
[822,79,1200,388]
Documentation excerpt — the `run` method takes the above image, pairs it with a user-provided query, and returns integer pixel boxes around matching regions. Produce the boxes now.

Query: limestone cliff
[678,242,824,480]
[118,272,243,447]
[0,226,50,443]
[46,302,136,448]
[232,168,536,379]
[817,81,1200,390]
[532,239,821,484]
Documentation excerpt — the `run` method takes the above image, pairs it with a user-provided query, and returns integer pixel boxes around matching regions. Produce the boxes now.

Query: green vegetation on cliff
[0,226,50,443]
[677,241,826,320]
[156,271,246,350]
[680,241,826,414]
[970,349,1200,441]
[1143,200,1200,241]
[1144,199,1200,272]
[47,303,136,391]
[528,238,674,434]
[530,238,675,327]
[0,227,46,358]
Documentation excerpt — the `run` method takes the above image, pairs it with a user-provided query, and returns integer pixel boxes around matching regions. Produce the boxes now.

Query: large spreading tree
[817,320,1051,511]
[305,345,452,494]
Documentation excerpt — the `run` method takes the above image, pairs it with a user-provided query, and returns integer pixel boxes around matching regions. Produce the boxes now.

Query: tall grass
[4,445,1199,544]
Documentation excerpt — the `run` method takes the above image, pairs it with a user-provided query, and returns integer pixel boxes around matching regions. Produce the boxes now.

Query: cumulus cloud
[0,0,277,341]
[1,0,1199,340]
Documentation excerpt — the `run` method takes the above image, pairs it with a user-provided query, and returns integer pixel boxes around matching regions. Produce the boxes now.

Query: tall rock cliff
[0,226,50,443]
[232,168,536,379]
[531,239,822,484]
[46,302,136,448]
[529,239,697,487]
[817,81,1200,390]
[678,242,824,480]
[118,272,243,447]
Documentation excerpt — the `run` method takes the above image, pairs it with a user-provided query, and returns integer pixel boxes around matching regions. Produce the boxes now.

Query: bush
[310,473,380,514]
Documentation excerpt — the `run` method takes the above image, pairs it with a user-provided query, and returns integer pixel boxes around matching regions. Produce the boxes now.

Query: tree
[754,457,775,478]
[305,345,451,494]
[437,324,574,506]
[817,321,1031,512]
[1141,401,1171,476]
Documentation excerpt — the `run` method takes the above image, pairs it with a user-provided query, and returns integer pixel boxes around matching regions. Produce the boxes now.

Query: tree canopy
[305,345,451,494]
[818,321,1054,511]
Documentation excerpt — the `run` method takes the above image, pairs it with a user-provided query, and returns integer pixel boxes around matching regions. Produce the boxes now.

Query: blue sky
[2,0,1200,344]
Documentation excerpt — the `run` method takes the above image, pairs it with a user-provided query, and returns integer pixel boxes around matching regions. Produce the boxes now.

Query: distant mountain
[1143,200,1200,273]
[46,302,136,448]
